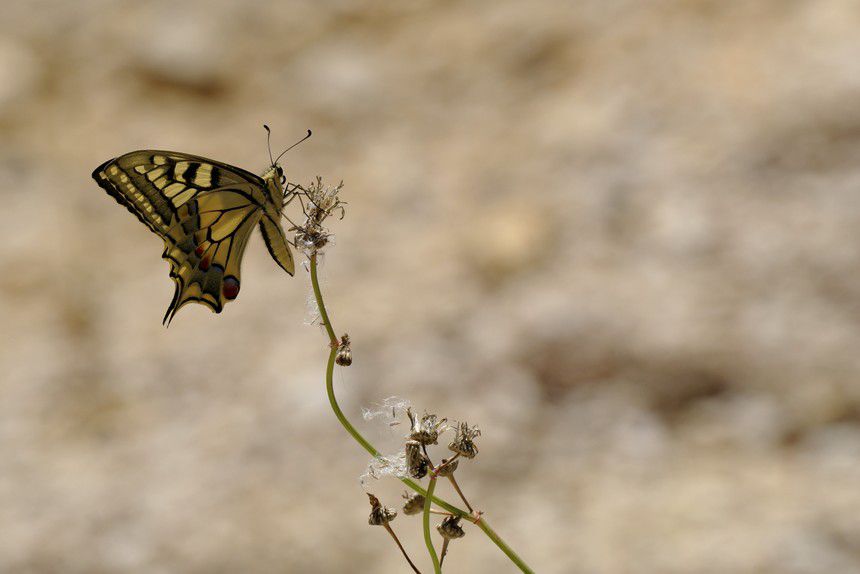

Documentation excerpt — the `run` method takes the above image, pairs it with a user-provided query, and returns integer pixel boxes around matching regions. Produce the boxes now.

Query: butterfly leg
[295,192,312,219]
[281,213,303,235]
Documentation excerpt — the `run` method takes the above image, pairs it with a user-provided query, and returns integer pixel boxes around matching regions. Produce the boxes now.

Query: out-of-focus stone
[0,38,39,115]
[129,6,227,91]
[464,199,556,285]
[279,40,382,119]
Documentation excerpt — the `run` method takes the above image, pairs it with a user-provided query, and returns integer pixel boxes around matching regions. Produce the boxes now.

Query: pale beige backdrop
[2,1,860,573]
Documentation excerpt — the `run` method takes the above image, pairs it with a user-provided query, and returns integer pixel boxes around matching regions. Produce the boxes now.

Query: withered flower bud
[367,493,397,526]
[336,333,352,366]
[407,408,446,445]
[401,492,425,515]
[448,422,481,459]
[435,457,459,477]
[304,176,345,222]
[437,516,465,540]
[294,177,346,255]
[405,440,431,479]
[295,222,330,252]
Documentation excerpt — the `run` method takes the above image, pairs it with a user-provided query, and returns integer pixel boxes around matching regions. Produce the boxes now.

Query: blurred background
[2,0,860,572]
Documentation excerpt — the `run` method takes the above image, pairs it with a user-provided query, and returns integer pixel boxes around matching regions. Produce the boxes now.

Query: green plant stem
[309,252,338,347]
[423,477,442,574]
[309,252,534,574]
[474,518,533,572]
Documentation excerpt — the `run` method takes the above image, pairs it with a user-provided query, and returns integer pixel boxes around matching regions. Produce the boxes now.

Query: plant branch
[447,474,473,513]
[440,539,451,567]
[309,252,338,347]
[423,477,442,574]
[308,252,534,574]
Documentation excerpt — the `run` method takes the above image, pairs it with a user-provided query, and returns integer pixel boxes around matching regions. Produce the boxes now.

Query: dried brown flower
[407,408,446,445]
[448,422,481,459]
[367,493,397,526]
[292,177,346,255]
[401,492,426,516]
[437,515,465,540]
[336,333,352,366]
[435,457,459,477]
[405,440,431,479]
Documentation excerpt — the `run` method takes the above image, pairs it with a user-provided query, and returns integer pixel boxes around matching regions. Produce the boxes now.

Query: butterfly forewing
[92,150,295,324]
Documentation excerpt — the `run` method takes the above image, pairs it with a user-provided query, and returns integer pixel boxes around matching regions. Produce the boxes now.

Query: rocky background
[2,1,860,572]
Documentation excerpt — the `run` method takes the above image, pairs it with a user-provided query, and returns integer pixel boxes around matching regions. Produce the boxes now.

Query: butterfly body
[92,151,295,324]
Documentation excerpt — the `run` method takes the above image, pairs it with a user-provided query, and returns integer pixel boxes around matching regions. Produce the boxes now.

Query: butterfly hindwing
[92,150,293,323]
[161,192,262,324]
[259,215,295,275]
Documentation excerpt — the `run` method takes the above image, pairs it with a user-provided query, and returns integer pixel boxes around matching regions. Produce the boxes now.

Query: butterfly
[92,129,310,325]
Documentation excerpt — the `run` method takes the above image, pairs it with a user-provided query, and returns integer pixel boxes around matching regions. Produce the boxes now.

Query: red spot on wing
[223,277,240,300]
[199,255,211,271]
[195,245,205,257]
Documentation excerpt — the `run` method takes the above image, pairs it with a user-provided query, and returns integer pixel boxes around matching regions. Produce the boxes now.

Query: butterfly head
[261,164,286,184]
[260,165,289,216]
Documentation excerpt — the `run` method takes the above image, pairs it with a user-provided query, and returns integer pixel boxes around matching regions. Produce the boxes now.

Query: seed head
[407,408,446,446]
[295,222,330,253]
[437,516,465,540]
[448,422,481,459]
[367,493,397,526]
[336,333,352,366]
[304,176,345,223]
[293,177,345,255]
[405,440,431,479]
[401,492,426,515]
[435,457,459,477]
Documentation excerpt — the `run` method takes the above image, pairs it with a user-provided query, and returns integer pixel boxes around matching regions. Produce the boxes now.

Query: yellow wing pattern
[92,150,293,324]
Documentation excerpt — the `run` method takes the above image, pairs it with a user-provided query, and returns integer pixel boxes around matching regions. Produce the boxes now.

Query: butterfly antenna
[273,129,312,165]
[263,124,275,166]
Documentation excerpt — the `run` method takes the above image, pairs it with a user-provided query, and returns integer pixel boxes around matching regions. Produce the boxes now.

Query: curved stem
[309,252,338,347]
[309,252,534,574]
[423,477,442,574]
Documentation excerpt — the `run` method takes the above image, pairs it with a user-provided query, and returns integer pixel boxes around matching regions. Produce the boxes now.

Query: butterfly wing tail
[159,198,261,326]
[161,263,223,326]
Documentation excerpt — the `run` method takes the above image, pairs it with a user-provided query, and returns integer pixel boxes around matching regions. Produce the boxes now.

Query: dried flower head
[293,177,345,255]
[435,457,459,477]
[336,333,352,366]
[405,440,431,479]
[304,176,345,223]
[437,516,466,540]
[367,493,397,526]
[401,492,426,515]
[407,408,447,446]
[448,422,481,459]
[295,221,330,253]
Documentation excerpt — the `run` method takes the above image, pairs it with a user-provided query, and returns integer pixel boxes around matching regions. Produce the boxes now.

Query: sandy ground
[2,1,860,572]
